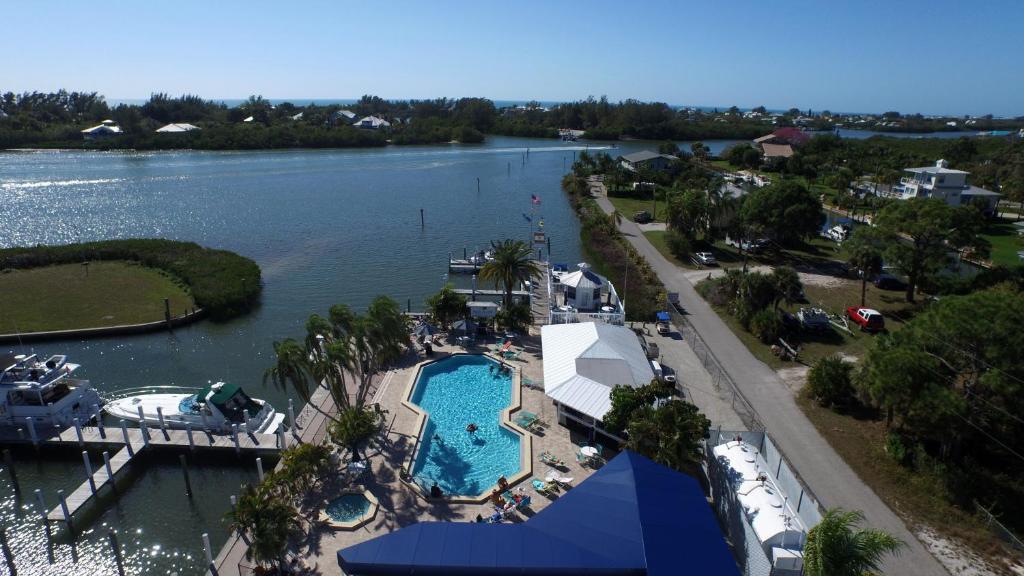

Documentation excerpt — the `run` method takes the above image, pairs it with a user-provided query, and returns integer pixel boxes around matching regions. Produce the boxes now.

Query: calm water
[410,355,519,497]
[1,135,685,575]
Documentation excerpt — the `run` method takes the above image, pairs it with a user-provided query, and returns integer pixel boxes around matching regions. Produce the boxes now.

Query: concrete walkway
[589,177,948,576]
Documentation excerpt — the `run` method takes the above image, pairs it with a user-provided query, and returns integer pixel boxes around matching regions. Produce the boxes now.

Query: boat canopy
[656,311,671,322]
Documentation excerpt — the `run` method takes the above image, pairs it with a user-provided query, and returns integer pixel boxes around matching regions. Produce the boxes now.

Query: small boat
[826,224,851,243]
[105,381,284,434]
[1,353,102,429]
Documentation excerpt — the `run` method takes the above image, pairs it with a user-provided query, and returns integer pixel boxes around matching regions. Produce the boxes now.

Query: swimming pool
[410,355,522,497]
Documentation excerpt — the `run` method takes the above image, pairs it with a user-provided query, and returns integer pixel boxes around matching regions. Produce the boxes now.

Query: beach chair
[532,479,557,496]
[575,451,588,464]
[539,451,564,467]
[522,377,544,391]
[514,411,539,429]
[516,495,532,510]
[545,470,574,487]
[505,350,523,362]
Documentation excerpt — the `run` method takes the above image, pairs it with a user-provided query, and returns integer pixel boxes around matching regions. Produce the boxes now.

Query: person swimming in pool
[466,423,478,433]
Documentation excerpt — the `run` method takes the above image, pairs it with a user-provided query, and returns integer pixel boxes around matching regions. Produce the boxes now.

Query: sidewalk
[588,177,949,576]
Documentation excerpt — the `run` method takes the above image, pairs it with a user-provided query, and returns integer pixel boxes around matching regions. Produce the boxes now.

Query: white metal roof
[155,123,200,133]
[560,266,605,290]
[540,322,654,421]
[81,123,122,134]
[355,115,391,128]
[712,441,806,550]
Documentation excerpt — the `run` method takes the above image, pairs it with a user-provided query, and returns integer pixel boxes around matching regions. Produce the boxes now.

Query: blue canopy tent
[656,311,671,323]
[338,451,739,576]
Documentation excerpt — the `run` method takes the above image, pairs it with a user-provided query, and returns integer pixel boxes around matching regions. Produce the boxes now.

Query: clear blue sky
[3,0,1020,116]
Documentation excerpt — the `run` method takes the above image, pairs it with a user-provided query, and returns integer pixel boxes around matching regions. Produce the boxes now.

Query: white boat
[1,353,102,429]
[105,382,285,434]
[826,224,851,243]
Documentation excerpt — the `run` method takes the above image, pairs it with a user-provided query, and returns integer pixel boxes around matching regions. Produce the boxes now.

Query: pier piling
[0,527,16,576]
[82,451,96,494]
[288,398,298,430]
[202,532,213,567]
[34,489,46,521]
[277,427,286,449]
[186,424,195,451]
[108,528,125,576]
[476,177,480,193]
[25,417,38,447]
[137,406,150,445]
[156,406,167,435]
[232,424,240,455]
[243,409,252,436]
[420,208,424,228]
[72,418,84,446]
[92,404,105,438]
[179,455,193,498]
[119,420,133,456]
[256,457,264,483]
[103,451,113,484]
[164,298,171,327]
[57,489,70,523]
[3,449,18,493]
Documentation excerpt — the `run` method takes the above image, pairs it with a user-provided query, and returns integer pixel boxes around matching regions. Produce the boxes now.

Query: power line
[953,412,1024,466]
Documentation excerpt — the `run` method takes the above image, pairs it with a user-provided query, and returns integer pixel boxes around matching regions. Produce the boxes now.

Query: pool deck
[285,333,600,576]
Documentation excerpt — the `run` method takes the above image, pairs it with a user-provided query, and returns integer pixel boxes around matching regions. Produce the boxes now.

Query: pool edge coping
[399,352,533,505]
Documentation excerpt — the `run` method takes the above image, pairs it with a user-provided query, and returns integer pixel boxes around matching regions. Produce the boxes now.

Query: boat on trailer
[105,381,284,434]
[0,353,102,429]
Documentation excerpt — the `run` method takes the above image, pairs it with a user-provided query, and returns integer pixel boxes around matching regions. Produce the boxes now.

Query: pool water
[325,493,372,522]
[410,355,521,496]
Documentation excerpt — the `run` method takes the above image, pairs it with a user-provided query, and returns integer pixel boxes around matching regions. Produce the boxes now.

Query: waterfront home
[889,159,1001,212]
[331,109,356,124]
[760,142,794,159]
[353,115,391,130]
[753,127,810,147]
[337,451,740,576]
[547,262,624,325]
[619,149,678,172]
[155,122,200,133]
[80,119,122,140]
[540,322,654,442]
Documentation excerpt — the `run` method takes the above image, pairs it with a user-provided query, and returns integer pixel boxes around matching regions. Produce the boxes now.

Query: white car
[694,252,717,266]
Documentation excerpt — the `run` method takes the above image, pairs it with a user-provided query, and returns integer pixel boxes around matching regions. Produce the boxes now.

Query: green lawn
[606,195,664,222]
[643,230,692,267]
[0,261,194,333]
[979,218,1023,267]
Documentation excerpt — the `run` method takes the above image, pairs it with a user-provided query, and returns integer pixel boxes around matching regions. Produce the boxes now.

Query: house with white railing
[547,263,625,325]
[889,159,1001,212]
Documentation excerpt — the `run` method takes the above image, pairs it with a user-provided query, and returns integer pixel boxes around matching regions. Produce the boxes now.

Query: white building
[891,159,1001,211]
[155,123,200,133]
[81,119,122,140]
[352,115,391,129]
[548,263,624,325]
[540,322,654,440]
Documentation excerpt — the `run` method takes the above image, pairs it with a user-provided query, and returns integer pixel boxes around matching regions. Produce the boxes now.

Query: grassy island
[0,239,261,332]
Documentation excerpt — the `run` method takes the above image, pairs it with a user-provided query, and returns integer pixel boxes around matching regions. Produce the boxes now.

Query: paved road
[591,180,948,576]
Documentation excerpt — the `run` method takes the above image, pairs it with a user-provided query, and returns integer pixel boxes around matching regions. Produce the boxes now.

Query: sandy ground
[918,528,1024,576]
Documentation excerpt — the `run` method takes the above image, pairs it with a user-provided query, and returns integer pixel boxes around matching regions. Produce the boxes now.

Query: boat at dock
[1,353,103,428]
[105,381,285,434]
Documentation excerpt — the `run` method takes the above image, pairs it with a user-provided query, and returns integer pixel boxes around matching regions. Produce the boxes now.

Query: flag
[522,213,532,222]
[531,194,541,205]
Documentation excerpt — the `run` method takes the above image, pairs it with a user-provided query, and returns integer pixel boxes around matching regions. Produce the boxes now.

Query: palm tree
[846,229,884,307]
[226,482,302,572]
[479,239,542,310]
[804,508,904,576]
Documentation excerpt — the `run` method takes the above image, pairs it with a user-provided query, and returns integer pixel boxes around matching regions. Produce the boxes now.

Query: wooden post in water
[231,424,240,455]
[179,455,192,497]
[202,532,213,567]
[476,177,480,193]
[25,417,38,449]
[92,404,105,438]
[137,406,150,444]
[3,450,18,493]
[186,424,195,451]
[82,451,96,494]
[288,399,298,430]
[256,457,264,483]
[0,527,15,576]
[103,452,113,486]
[419,208,425,228]
[120,420,133,456]
[507,161,510,176]
[72,418,84,446]
[243,409,252,436]
[57,489,71,523]
[34,489,46,521]
[277,427,286,450]
[164,298,171,328]
[108,528,125,576]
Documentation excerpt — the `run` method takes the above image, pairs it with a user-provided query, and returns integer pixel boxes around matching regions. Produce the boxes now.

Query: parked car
[797,307,831,332]
[873,273,906,290]
[846,307,885,332]
[645,341,660,360]
[633,210,653,224]
[694,252,717,266]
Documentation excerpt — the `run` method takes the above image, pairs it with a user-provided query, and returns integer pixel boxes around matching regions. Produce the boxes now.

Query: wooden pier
[452,288,530,298]
[448,259,484,274]
[2,420,284,525]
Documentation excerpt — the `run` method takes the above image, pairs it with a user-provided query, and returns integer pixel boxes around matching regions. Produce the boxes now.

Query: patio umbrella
[451,319,478,334]
[412,322,438,338]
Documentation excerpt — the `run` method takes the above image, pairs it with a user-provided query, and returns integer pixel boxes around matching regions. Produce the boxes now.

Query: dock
[452,288,529,298]
[2,420,284,525]
[448,259,484,274]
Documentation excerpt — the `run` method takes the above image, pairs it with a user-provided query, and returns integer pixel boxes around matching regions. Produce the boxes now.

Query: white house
[331,109,356,124]
[540,322,654,440]
[548,263,624,325]
[891,159,1001,211]
[155,123,200,133]
[619,150,678,172]
[352,115,391,130]
[81,119,122,140]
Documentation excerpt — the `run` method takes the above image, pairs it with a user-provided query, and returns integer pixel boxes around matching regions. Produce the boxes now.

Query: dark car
[873,274,906,290]
[633,211,653,224]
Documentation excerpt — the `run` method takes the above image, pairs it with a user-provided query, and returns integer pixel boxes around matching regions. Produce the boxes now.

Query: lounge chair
[532,479,557,495]
[516,495,532,510]
[514,411,539,429]
[522,377,544,390]
[539,451,564,467]
[545,470,574,487]
[504,350,522,361]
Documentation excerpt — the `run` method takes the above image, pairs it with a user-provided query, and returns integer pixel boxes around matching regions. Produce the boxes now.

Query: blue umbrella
[412,322,439,338]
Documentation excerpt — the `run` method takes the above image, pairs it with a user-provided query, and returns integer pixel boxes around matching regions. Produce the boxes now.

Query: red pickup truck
[846,307,885,332]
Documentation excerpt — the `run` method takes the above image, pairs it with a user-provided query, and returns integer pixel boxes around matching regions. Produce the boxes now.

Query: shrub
[806,354,854,407]
[749,308,783,344]
[0,239,261,319]
[664,230,692,261]
[885,432,909,466]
